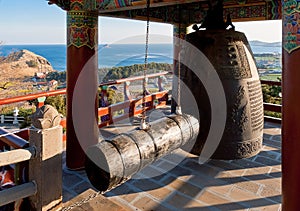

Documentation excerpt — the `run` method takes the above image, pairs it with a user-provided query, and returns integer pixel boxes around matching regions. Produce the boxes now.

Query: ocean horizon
[0,42,281,71]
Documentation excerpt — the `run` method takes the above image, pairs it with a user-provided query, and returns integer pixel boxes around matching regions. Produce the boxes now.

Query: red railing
[100,72,170,86]
[98,91,168,127]
[0,89,66,106]
[1,74,282,137]
[260,80,282,124]
[0,72,171,136]
[0,71,170,106]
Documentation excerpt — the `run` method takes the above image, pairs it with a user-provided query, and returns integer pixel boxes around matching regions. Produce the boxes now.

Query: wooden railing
[1,115,25,124]
[0,128,37,207]
[0,89,66,106]
[0,125,62,210]
[1,74,282,130]
[98,91,168,127]
[260,80,282,124]
[0,71,170,106]
[0,72,171,139]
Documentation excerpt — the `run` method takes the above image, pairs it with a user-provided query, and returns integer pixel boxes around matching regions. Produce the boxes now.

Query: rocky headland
[0,49,55,98]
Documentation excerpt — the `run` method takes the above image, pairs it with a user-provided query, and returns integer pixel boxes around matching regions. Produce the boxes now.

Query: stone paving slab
[62,189,129,211]
[62,121,282,211]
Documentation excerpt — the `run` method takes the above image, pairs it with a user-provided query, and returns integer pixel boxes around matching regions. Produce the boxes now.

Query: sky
[0,0,282,45]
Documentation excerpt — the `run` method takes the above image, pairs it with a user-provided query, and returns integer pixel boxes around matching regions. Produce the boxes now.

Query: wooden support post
[29,105,63,210]
[144,77,150,95]
[100,85,109,107]
[157,76,164,92]
[124,81,132,101]
[282,5,300,210]
[123,81,132,117]
[100,85,110,123]
[37,97,46,108]
[66,2,99,169]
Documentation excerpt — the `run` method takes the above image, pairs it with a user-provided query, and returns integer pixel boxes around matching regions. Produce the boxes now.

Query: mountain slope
[0,49,54,80]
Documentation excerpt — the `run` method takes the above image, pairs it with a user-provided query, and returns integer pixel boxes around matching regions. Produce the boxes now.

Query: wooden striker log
[85,114,199,191]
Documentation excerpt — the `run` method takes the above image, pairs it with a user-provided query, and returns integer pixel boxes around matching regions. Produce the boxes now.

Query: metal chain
[62,177,129,211]
[176,6,182,115]
[140,0,151,130]
[177,51,181,108]
[62,191,103,211]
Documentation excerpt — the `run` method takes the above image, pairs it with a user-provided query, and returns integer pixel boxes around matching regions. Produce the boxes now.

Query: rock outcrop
[0,49,55,79]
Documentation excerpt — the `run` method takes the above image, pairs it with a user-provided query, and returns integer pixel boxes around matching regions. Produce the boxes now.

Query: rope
[140,0,151,130]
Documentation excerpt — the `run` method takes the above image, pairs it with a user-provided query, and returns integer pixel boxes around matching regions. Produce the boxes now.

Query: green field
[254,56,280,62]
[260,74,281,81]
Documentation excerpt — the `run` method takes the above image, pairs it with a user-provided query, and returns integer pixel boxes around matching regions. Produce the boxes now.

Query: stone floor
[62,121,281,211]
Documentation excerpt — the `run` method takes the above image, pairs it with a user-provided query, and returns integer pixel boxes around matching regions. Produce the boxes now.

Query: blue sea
[0,43,281,71]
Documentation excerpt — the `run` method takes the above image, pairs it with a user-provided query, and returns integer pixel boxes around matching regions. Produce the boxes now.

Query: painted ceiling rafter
[48,0,281,23]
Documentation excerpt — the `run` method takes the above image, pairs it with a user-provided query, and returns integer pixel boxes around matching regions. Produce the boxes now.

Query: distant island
[249,40,281,47]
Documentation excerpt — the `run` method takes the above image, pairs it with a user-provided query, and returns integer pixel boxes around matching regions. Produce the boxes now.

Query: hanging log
[85,114,199,191]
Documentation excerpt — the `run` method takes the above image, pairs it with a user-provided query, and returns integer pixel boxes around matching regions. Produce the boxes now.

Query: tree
[45,95,66,116]
[46,71,66,82]
[101,63,172,82]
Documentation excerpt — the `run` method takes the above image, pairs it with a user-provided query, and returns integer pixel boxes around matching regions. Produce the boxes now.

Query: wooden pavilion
[48,0,299,210]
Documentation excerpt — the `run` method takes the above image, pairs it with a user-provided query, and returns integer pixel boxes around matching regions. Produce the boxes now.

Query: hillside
[0,50,55,98]
[0,49,54,80]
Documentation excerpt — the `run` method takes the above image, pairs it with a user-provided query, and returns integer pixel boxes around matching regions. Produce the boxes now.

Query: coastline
[1,42,281,71]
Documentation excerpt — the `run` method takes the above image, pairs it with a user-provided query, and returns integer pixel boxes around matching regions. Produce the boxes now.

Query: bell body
[182,30,264,159]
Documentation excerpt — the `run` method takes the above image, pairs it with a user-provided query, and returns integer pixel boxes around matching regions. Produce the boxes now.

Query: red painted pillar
[282,4,300,210]
[66,2,99,170]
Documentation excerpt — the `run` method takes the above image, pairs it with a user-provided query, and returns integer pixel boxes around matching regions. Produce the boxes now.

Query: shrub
[45,95,66,116]
[26,60,38,68]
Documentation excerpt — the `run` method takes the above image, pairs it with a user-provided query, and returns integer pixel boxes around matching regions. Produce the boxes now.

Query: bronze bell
[179,29,264,159]
[174,0,264,159]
